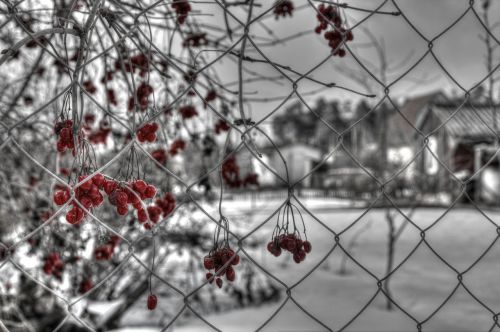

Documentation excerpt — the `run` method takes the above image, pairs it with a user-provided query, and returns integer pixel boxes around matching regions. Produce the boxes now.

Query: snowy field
[116,199,500,332]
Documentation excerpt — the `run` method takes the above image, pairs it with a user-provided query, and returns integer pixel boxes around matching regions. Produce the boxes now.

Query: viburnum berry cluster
[154,192,176,218]
[107,89,118,106]
[314,4,353,57]
[94,235,120,260]
[151,148,168,165]
[43,252,64,278]
[54,119,79,153]
[204,246,240,288]
[221,155,260,189]
[203,213,240,288]
[137,122,159,143]
[53,171,166,229]
[171,0,191,24]
[126,53,150,77]
[169,138,186,156]
[214,119,230,134]
[86,119,112,146]
[267,202,311,263]
[178,104,198,119]
[274,0,294,19]
[53,173,106,225]
[106,179,156,218]
[83,80,97,94]
[203,90,217,108]
[78,278,93,294]
[267,233,312,263]
[128,82,154,111]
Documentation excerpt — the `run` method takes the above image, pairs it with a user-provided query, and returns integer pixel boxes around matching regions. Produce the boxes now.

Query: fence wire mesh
[0,0,500,331]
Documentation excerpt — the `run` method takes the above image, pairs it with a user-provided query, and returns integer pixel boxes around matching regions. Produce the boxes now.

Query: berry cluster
[203,90,217,108]
[169,138,186,156]
[106,179,156,217]
[221,156,260,188]
[137,122,159,143]
[73,174,105,224]
[183,33,208,48]
[84,118,111,144]
[171,0,191,24]
[155,192,176,218]
[128,82,153,111]
[83,80,97,94]
[107,88,118,106]
[54,120,78,153]
[314,4,353,57]
[79,278,93,294]
[274,0,294,19]
[138,192,176,230]
[87,125,111,145]
[53,174,106,225]
[94,235,120,260]
[83,113,95,129]
[243,173,259,187]
[222,155,241,188]
[151,148,168,165]
[268,203,311,263]
[214,119,230,134]
[204,247,240,288]
[267,233,312,263]
[43,252,64,278]
[101,70,114,83]
[178,105,198,119]
[128,54,150,77]
[183,70,198,83]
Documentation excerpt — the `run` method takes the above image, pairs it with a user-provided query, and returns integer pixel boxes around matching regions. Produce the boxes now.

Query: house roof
[387,92,446,146]
[429,103,500,140]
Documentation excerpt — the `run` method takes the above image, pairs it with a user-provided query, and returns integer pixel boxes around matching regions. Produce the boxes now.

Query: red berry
[133,180,147,194]
[79,196,92,209]
[66,206,84,225]
[293,253,301,264]
[79,176,93,191]
[226,266,236,282]
[204,256,214,270]
[206,272,214,283]
[53,190,70,205]
[117,205,128,216]
[147,294,157,310]
[92,173,105,188]
[303,241,312,253]
[103,180,117,195]
[144,185,156,199]
[137,208,148,223]
[216,277,223,288]
[230,254,240,266]
[116,191,128,206]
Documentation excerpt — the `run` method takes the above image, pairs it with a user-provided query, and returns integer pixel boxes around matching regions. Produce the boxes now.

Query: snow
[114,201,500,332]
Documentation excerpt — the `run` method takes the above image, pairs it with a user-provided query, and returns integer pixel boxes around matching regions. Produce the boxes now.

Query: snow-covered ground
[117,199,500,332]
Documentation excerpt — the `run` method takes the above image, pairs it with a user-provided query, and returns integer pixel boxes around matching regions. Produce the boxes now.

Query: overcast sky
[197,0,500,123]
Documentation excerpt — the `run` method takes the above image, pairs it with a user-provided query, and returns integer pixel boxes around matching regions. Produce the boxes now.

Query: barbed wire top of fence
[1,0,500,331]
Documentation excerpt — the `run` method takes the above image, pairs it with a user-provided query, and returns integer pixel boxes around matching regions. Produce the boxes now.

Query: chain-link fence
[1,0,500,331]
